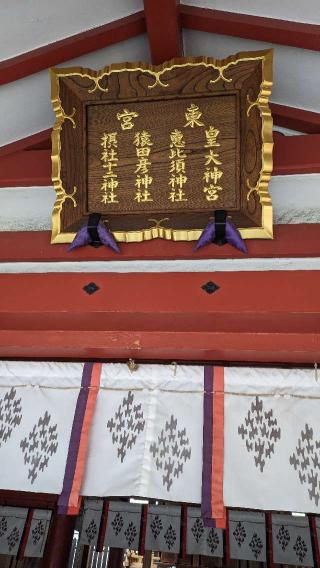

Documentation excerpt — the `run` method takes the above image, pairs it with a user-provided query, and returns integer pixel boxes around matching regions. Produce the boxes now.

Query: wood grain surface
[56,56,267,235]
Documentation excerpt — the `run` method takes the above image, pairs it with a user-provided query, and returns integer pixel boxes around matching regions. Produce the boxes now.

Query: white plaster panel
[1,258,320,274]
[0,175,319,232]
[181,0,320,25]
[0,35,150,147]
[0,0,144,61]
[269,173,320,224]
[273,127,303,136]
[183,30,320,113]
[0,187,55,231]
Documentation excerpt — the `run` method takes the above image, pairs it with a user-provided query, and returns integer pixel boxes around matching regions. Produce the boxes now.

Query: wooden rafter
[180,4,320,51]
[0,149,51,187]
[0,129,52,158]
[143,0,183,63]
[0,12,146,86]
[270,103,320,135]
[273,133,320,175]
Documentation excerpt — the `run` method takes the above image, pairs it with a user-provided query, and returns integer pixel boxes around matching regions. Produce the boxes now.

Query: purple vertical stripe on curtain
[57,363,93,514]
[202,365,216,527]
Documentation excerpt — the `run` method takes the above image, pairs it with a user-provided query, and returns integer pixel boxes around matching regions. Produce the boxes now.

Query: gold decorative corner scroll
[88,77,109,94]
[62,107,76,128]
[246,179,259,201]
[50,69,78,243]
[209,65,233,85]
[247,94,259,117]
[147,72,169,90]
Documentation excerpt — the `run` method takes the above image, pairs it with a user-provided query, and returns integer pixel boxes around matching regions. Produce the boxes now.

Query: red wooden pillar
[143,0,183,63]
[107,547,124,568]
[42,512,76,568]
[81,544,90,567]
[160,552,179,566]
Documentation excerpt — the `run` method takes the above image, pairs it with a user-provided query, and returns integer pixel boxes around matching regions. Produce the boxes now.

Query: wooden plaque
[51,51,273,243]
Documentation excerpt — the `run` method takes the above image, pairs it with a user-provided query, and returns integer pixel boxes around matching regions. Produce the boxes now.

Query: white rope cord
[0,384,319,399]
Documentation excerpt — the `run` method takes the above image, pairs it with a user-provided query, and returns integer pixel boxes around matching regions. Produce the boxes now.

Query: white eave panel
[183,30,320,113]
[0,0,144,61]
[2,258,320,273]
[181,0,320,25]
[0,175,319,232]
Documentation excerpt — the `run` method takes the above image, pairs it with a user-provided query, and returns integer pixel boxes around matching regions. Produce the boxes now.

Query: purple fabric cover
[96,222,120,253]
[68,221,120,253]
[194,220,247,253]
[68,225,91,250]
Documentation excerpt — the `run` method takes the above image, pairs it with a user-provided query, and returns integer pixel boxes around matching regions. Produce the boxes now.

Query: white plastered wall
[0,35,150,147]
[0,0,144,61]
[0,175,319,232]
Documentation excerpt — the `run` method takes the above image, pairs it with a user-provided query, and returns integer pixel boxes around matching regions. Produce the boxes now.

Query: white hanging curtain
[79,498,103,547]
[271,513,314,566]
[0,361,204,504]
[0,361,82,495]
[24,509,52,558]
[186,507,223,557]
[228,510,267,562]
[81,363,204,503]
[0,506,28,556]
[223,367,320,515]
[145,505,181,554]
[104,501,142,550]
[0,361,319,517]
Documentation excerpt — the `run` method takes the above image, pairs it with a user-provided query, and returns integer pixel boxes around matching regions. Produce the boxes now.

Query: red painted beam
[0,272,319,363]
[144,0,183,64]
[0,490,57,509]
[0,330,318,364]
[1,133,319,187]
[0,272,317,330]
[0,225,319,263]
[270,104,320,135]
[273,133,320,175]
[0,12,146,87]
[180,4,320,51]
[0,129,52,158]
[0,149,51,187]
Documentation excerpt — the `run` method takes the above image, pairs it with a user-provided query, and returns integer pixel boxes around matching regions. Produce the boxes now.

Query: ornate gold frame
[51,50,273,243]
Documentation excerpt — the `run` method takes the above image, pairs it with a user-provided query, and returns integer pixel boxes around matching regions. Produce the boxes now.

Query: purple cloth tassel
[96,221,120,253]
[68,225,91,251]
[195,220,247,253]
[68,221,120,253]
[225,221,247,253]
